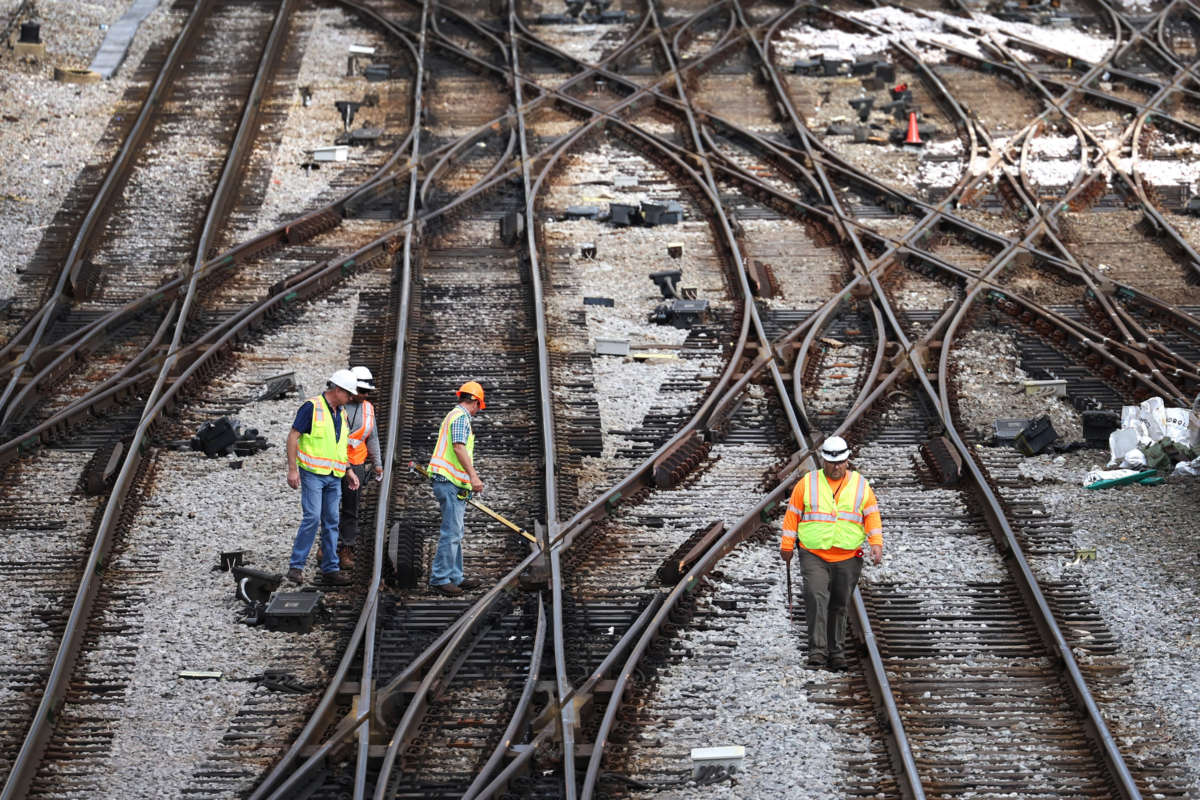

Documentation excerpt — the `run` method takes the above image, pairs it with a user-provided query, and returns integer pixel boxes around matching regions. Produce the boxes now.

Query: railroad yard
[1,0,1199,797]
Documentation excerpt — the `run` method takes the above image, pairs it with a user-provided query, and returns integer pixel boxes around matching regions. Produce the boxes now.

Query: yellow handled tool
[408,461,537,544]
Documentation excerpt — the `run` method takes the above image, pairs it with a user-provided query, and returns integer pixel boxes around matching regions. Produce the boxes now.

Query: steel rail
[0,4,309,792]
[350,2,427,797]
[248,2,427,796]
[825,7,1195,395]
[468,594,665,800]
[0,1,425,425]
[499,3,578,792]
[0,0,216,418]
[262,3,1190,791]
[758,6,1148,795]
[574,5,925,797]
[754,6,1145,795]
[752,7,1199,397]
[274,7,755,774]
[0,4,433,462]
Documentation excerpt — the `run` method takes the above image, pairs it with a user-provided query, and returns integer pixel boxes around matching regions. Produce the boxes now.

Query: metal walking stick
[786,559,793,618]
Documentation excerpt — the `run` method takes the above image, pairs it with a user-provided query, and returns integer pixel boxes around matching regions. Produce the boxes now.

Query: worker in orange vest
[336,365,384,569]
[780,436,883,671]
[427,381,486,597]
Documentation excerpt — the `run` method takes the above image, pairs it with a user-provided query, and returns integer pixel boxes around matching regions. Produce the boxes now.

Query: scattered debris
[1014,415,1058,456]
[217,551,246,572]
[1083,468,1162,489]
[1106,396,1199,471]
[231,565,283,605]
[1024,379,1068,397]
[595,338,631,356]
[650,298,709,329]
[190,417,270,458]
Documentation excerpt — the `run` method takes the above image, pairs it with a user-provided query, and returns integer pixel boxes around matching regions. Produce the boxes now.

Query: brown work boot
[286,568,304,585]
[337,544,356,570]
[434,582,463,597]
[320,570,352,587]
[457,577,482,591]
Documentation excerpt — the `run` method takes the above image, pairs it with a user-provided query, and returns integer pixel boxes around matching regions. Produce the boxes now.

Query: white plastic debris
[1108,427,1141,468]
[1174,456,1200,477]
[1084,467,1142,487]
[1108,397,1195,467]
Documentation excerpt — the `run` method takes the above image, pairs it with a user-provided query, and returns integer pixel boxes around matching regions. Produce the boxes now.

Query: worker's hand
[780,547,793,564]
[870,544,882,565]
[374,466,384,482]
[347,470,360,491]
[287,467,300,489]
[470,476,484,493]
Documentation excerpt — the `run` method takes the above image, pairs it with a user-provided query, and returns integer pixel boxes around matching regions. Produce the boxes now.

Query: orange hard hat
[457,380,486,409]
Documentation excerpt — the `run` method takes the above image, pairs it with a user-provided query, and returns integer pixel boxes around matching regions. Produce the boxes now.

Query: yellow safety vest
[346,400,375,466]
[792,470,870,551]
[296,395,349,477]
[429,406,474,489]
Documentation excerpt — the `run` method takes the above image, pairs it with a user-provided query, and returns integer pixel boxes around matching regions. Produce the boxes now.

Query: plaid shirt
[450,407,472,444]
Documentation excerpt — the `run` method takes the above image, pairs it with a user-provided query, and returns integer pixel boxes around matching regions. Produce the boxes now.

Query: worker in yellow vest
[428,381,486,597]
[285,369,360,586]
[780,436,883,671]
[336,365,384,570]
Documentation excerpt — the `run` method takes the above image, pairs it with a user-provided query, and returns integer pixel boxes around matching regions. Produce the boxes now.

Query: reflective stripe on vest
[297,395,349,477]
[429,406,474,488]
[346,401,375,466]
[796,469,870,552]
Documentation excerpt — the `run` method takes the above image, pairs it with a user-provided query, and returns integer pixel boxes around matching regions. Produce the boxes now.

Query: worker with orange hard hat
[427,381,487,596]
[780,436,883,671]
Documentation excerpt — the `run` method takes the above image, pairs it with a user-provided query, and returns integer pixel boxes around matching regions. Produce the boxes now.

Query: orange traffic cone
[904,111,922,146]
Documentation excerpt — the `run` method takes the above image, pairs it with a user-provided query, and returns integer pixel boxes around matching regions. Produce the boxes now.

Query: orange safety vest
[790,470,872,551]
[346,400,375,466]
[296,395,349,477]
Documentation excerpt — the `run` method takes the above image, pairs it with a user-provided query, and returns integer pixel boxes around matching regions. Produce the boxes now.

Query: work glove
[780,546,793,564]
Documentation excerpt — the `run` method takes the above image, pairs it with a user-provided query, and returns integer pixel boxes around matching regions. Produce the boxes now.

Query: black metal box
[1014,415,1058,456]
[264,592,320,634]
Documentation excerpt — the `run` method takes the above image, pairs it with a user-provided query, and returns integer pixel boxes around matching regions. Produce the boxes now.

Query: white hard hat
[329,369,358,394]
[351,365,375,392]
[819,435,851,463]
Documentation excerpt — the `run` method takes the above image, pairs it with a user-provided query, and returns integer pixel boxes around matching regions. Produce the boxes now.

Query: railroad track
[6,0,1200,797]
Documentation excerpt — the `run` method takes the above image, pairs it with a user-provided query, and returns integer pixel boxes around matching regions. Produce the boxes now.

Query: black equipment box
[1014,415,1058,456]
[233,566,283,604]
[264,592,321,634]
[193,418,238,457]
[1081,410,1120,448]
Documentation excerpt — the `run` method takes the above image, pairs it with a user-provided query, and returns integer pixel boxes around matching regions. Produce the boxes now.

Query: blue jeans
[430,477,467,586]
[290,469,342,573]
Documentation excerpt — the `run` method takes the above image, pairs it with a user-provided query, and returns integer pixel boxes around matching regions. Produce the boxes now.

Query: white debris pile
[1022,135,1089,191]
[1029,135,1078,159]
[1103,396,1200,478]
[774,7,1115,68]
[918,156,965,188]
[773,26,887,63]
[1120,158,1200,193]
